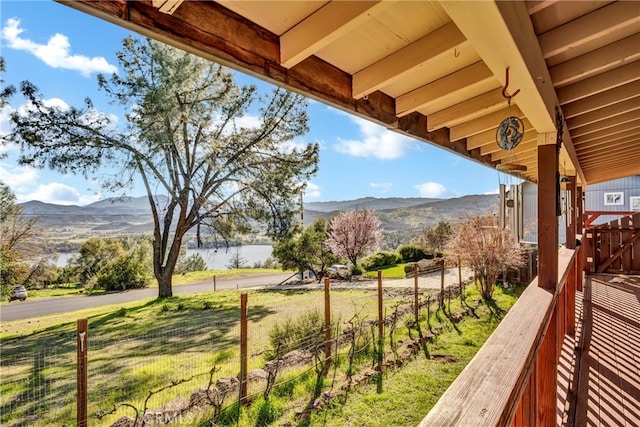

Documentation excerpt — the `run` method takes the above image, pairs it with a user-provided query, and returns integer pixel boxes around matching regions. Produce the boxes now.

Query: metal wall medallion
[496,116,525,150]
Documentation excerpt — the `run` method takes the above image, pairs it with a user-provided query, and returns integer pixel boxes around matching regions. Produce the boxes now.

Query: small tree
[327,209,382,266]
[419,220,453,253]
[448,212,524,300]
[226,247,248,269]
[175,253,208,274]
[273,218,339,281]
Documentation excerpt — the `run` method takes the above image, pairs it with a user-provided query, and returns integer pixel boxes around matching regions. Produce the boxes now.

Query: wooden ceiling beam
[280,1,390,69]
[442,0,584,182]
[562,81,640,118]
[525,0,558,15]
[467,122,534,151]
[450,106,524,142]
[577,137,640,158]
[566,97,640,129]
[482,133,537,156]
[580,156,640,171]
[573,120,640,145]
[550,34,640,88]
[538,2,640,59]
[428,88,507,131]
[352,21,467,99]
[151,0,184,15]
[584,166,640,185]
[574,130,640,151]
[557,61,640,105]
[396,62,495,117]
[491,139,538,162]
[56,0,498,174]
[570,111,640,139]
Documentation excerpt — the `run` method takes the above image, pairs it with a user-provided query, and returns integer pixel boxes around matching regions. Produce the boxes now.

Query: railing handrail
[419,244,578,427]
[584,210,636,228]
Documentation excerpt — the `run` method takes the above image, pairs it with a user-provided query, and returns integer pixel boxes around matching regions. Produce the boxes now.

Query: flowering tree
[327,209,382,266]
[448,212,524,300]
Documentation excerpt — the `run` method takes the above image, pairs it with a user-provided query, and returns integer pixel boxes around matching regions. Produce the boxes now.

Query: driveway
[0,273,294,322]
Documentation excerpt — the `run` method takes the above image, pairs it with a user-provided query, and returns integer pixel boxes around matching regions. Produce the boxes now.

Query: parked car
[9,285,28,302]
[327,264,348,272]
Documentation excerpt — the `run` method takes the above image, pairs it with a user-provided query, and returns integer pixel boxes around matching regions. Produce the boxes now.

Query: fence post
[77,318,88,427]
[440,260,445,309]
[414,264,419,323]
[324,277,332,364]
[458,257,463,293]
[240,293,248,402]
[213,275,217,292]
[377,270,384,369]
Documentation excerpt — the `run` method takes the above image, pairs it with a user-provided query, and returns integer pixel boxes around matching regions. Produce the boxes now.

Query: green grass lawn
[0,268,287,306]
[363,263,407,279]
[0,281,523,426]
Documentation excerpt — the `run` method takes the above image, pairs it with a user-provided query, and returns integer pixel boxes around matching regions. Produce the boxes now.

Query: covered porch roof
[59,0,640,186]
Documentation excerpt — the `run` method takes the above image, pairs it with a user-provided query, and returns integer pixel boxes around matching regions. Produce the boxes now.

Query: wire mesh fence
[1,264,475,426]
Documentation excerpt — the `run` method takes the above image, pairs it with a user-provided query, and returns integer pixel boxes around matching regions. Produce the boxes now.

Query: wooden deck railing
[419,240,583,427]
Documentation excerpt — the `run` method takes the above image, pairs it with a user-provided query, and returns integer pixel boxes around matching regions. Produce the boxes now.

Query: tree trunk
[157,268,173,298]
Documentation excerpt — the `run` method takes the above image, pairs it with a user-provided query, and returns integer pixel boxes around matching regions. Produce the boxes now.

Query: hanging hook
[454,48,460,58]
[501,67,521,105]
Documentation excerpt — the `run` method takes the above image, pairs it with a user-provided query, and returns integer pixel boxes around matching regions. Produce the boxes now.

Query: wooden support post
[536,134,558,426]
[566,176,577,249]
[576,186,583,232]
[377,270,383,369]
[240,293,248,402]
[414,264,419,323]
[537,139,559,291]
[536,309,558,427]
[577,245,584,292]
[77,318,88,427]
[324,277,332,363]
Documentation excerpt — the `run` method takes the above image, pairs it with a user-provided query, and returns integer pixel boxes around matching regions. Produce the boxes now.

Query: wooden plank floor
[560,274,640,427]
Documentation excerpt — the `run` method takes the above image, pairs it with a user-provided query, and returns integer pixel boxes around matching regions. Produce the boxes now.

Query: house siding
[522,175,640,242]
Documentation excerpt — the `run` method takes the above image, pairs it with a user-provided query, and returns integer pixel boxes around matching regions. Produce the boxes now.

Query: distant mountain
[20,194,498,248]
[305,197,440,213]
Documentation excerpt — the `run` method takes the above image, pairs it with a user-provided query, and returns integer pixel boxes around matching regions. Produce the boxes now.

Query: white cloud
[2,18,117,77]
[415,182,447,198]
[370,182,392,193]
[0,163,39,190]
[334,116,416,160]
[484,188,500,195]
[304,182,321,199]
[17,182,100,205]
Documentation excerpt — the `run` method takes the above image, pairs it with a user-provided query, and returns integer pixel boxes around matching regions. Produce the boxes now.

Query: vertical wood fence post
[414,264,419,323]
[324,277,332,364]
[458,257,462,295]
[377,270,384,369]
[440,260,445,309]
[567,259,576,337]
[240,293,248,402]
[77,318,88,427]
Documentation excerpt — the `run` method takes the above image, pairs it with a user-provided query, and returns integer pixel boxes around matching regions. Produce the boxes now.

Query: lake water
[55,244,274,270]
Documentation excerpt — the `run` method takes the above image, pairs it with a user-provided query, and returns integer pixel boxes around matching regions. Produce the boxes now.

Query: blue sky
[1,1,500,206]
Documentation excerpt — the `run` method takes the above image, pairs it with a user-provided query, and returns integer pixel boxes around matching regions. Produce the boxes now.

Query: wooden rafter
[351,21,467,99]
[280,1,390,69]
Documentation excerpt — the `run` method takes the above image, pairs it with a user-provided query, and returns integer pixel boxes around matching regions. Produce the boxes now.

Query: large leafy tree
[5,37,319,297]
[273,218,340,281]
[327,209,382,266]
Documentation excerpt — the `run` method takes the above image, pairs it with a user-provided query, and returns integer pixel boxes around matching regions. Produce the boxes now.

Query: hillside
[20,194,498,248]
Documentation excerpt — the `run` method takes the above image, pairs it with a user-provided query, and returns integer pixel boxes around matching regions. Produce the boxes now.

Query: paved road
[0,273,294,322]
